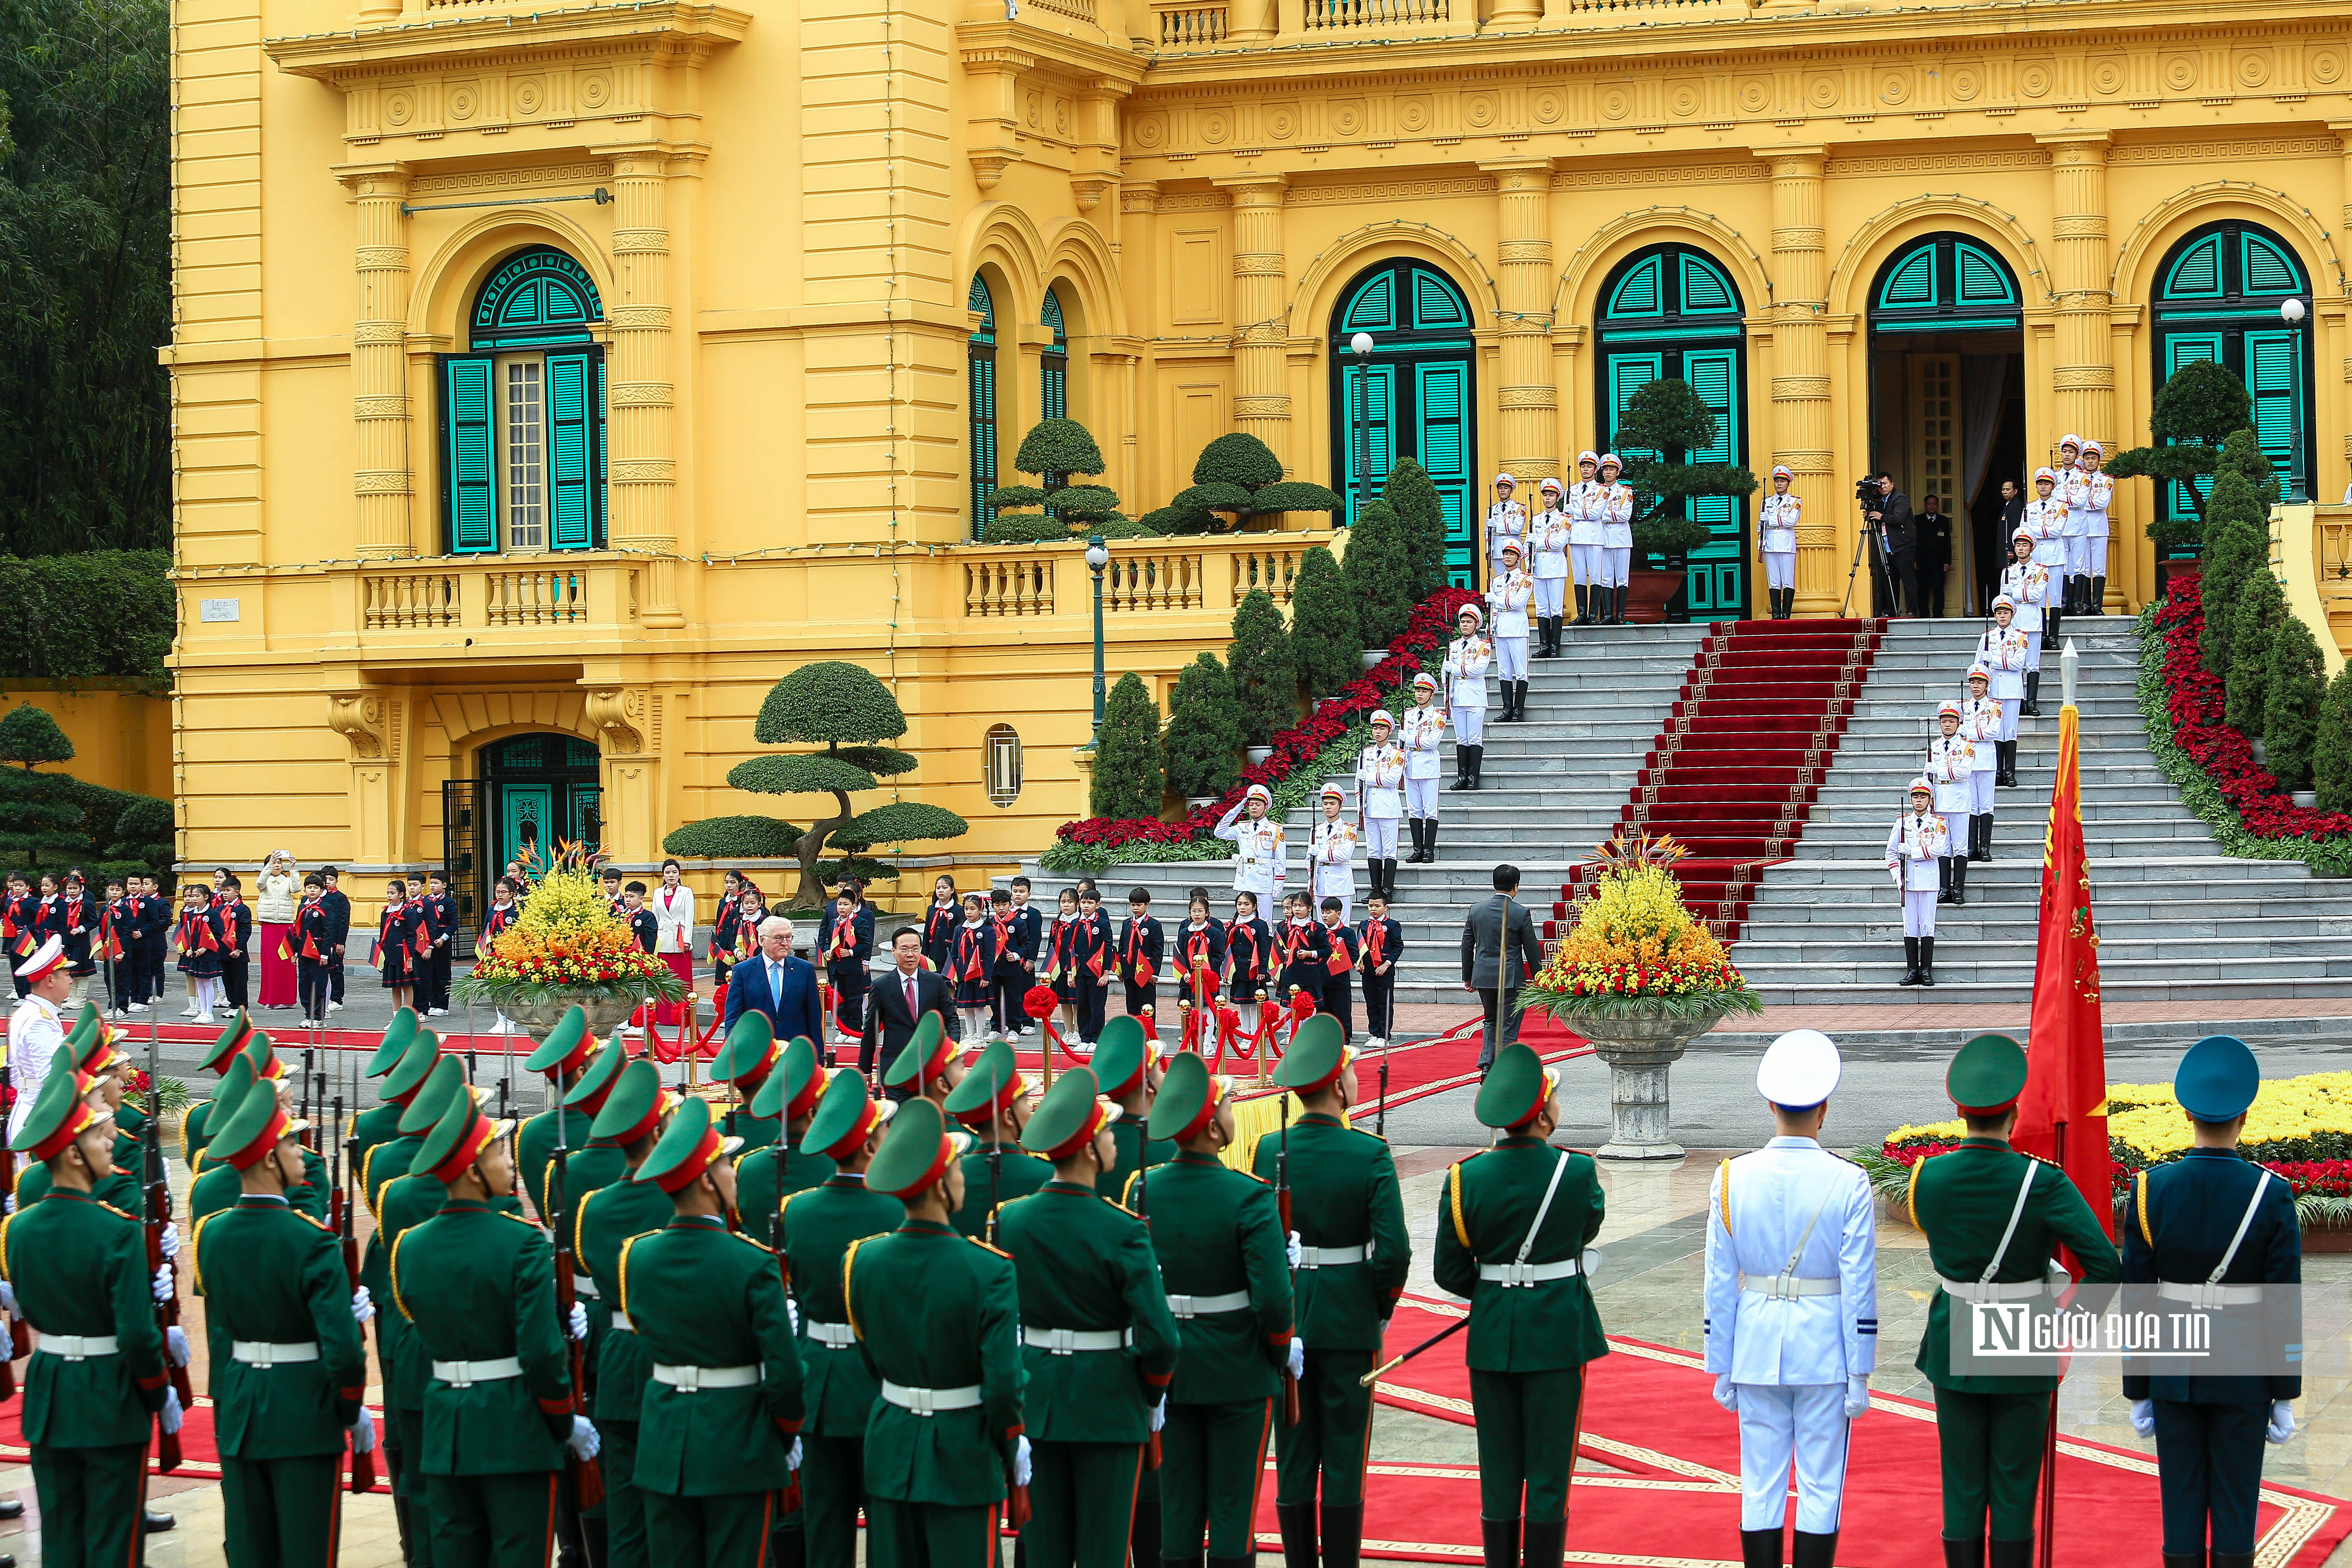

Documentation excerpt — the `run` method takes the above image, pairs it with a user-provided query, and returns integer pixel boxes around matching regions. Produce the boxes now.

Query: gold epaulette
[497,1209,541,1231]
[1237,1169,1269,1187]
[2134,1169,2152,1247]
[94,1200,139,1223]
[1447,1163,1470,1250]
[1716,1158,1734,1238]
[967,1235,1012,1261]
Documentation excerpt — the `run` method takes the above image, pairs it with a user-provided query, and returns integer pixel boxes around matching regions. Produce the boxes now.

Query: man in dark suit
[858,926,955,1100]
[722,913,825,1048]
[1917,494,1951,618]
[1461,862,1544,1074]
[1868,474,1917,617]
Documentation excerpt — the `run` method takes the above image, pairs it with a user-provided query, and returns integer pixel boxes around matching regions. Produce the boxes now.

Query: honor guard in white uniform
[1958,665,2002,862]
[1444,605,1493,793]
[1401,675,1447,864]
[1886,779,1947,988]
[1530,479,1571,657]
[1565,451,1605,626]
[1927,701,1977,908]
[1214,782,1286,906]
[1484,473,1527,588]
[1309,783,1360,924]
[1998,529,2051,716]
[1704,1029,1878,1568]
[1597,454,1636,624]
[2053,436,2088,614]
[1353,710,1406,900]
[1488,541,1534,724]
[2066,440,2114,615]
[2022,466,2069,652]
[5,936,71,1142]
[1758,467,1802,620]
[1975,597,2032,788]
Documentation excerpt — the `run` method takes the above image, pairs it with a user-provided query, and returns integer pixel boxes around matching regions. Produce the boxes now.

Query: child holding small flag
[1118,887,1162,1028]
[294,874,335,1025]
[1316,894,1361,1043]
[477,876,521,1033]
[949,890,997,1044]
[374,875,415,1013]
[176,879,226,1023]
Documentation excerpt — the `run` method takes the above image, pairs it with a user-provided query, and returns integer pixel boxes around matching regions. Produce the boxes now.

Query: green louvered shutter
[1682,350,1743,612]
[2245,331,2302,481]
[443,355,498,555]
[546,351,597,551]
[1414,362,1472,582]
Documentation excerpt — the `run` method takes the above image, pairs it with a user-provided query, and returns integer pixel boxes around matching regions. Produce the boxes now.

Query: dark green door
[1331,261,1480,587]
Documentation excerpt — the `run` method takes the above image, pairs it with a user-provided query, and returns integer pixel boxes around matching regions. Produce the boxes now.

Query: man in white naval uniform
[1704,1028,1879,1568]
[1214,781,1287,909]
[5,935,73,1142]
[1400,673,1447,864]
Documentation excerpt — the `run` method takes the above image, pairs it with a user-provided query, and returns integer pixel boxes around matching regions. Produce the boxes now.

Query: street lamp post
[2280,298,2309,503]
[1087,534,1110,740]
[1349,332,1375,521]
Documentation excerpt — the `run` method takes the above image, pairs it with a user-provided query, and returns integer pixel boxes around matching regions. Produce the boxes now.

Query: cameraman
[1866,472,1917,617]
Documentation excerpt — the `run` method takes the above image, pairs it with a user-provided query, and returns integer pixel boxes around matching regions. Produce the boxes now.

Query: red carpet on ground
[1554,617,1884,946]
[0,1395,387,1493]
[1251,1294,2352,1566]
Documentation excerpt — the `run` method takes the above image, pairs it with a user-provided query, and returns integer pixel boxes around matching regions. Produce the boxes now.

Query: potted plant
[1610,379,1757,624]
[1518,829,1762,1159]
[456,844,685,1040]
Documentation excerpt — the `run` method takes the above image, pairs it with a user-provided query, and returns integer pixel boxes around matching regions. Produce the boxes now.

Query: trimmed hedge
[0,552,173,685]
[662,815,803,858]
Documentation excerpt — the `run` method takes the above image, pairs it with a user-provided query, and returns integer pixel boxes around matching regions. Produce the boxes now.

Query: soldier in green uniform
[0,1048,175,1568]
[620,1094,806,1563]
[516,1005,608,1218]
[1095,1016,1173,1195]
[190,1059,373,1568]
[180,1007,260,1165]
[996,1067,1182,1568]
[779,1068,901,1568]
[1133,1050,1296,1568]
[190,1038,329,1222]
[847,1096,1026,1566]
[188,1054,265,1233]
[342,1007,421,1178]
[733,1035,834,1249]
[711,1011,786,1152]
[2123,1034,2303,1568]
[393,1089,599,1567]
[1433,1042,1608,1568]
[573,1059,680,1568]
[1905,1033,2121,1568]
[880,1011,968,1110]
[944,1038,1049,1239]
[1257,1015,1412,1568]
[362,1031,452,1216]
[16,1014,142,1212]
[546,1038,634,1269]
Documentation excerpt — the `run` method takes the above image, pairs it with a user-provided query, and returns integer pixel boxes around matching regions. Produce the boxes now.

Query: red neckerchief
[1364,921,1387,966]
[1230,921,1261,978]
[64,894,84,926]
[1184,924,1216,971]
[956,923,986,981]
[828,919,855,962]
[928,904,959,944]
[990,910,1014,950]
[1280,920,1314,965]
[1125,921,1152,968]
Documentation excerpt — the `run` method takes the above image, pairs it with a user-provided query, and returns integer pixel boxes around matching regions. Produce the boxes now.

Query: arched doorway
[1595,243,1750,617]
[1866,234,2026,616]
[2151,220,2315,516]
[444,733,604,950]
[1329,260,1478,587]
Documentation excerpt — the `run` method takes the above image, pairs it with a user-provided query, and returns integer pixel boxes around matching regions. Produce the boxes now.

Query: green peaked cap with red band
[1273,1013,1349,1095]
[523,1006,594,1078]
[1474,1043,1553,1130]
[382,1031,446,1107]
[1147,1050,1223,1144]
[881,1011,955,1092]
[635,1095,739,1194]
[210,1058,301,1171]
[941,1039,1023,1127]
[560,1031,628,1115]
[205,1055,262,1152]
[1019,1065,1117,1160]
[748,1037,823,1125]
[801,1068,885,1162]
[415,1090,505,1188]
[1091,1016,1155,1100]
[865,1095,967,1200]
[366,1010,420,1078]
[398,1054,477,1137]
[10,1046,97,1159]
[201,1008,260,1073]
[713,1012,785,1090]
[588,1058,667,1146]
[1947,1033,2029,1117]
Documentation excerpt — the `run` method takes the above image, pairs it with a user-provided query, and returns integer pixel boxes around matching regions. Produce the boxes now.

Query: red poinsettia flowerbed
[1056,585,1483,853]
[2154,576,2352,841]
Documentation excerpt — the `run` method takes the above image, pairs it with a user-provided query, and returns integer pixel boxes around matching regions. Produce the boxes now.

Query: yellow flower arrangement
[1521,847,1760,1021]
[455,859,684,1007]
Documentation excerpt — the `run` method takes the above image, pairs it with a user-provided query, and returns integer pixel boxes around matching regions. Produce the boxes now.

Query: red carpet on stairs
[1554,617,1884,945]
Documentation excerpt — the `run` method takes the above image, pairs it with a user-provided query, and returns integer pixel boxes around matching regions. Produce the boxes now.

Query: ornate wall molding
[2110,136,2341,164]
[1286,175,1497,205]
[1826,150,2050,176]
[1553,162,1765,189]
[410,162,611,195]
[584,689,647,754]
[327,694,388,760]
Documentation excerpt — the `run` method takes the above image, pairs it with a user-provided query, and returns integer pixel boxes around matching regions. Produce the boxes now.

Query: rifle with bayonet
[330,1094,376,1493]
[145,1021,190,1471]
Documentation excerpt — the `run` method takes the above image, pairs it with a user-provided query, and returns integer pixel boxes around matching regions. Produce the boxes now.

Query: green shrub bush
[1341,500,1416,650]
[1227,590,1296,748]
[1090,673,1164,821]
[2262,613,2327,793]
[2223,568,2284,733]
[1162,653,1242,800]
[2315,662,2352,814]
[661,815,804,859]
[1287,547,1359,701]
[0,553,173,685]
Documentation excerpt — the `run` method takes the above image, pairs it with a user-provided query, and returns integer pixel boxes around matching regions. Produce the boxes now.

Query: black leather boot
[1998,740,2018,787]
[1741,1527,1784,1568]
[1407,818,1427,864]
[1951,853,1967,905]
[1522,1516,1566,1568]
[1481,1516,1521,1567]
[1276,1501,1318,1568]
[1919,935,1937,986]
[1450,750,1473,791]
[1792,1531,1839,1568]
[145,1511,176,1534]
[2022,671,2040,716]
[1515,680,1531,723]
[1986,1538,2033,1568]
[1941,1538,1986,1568]
[2161,1556,2206,1568]
[1320,1502,1365,1568]
[1899,936,1922,986]
[1973,813,1993,862]
[1468,744,1485,790]
[2211,1553,2253,1568]
[1130,1493,1162,1568]
[1573,585,1589,626]
[1936,856,1956,906]
[1424,820,1439,862]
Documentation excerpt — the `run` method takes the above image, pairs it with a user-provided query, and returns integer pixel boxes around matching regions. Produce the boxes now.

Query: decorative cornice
[266,2,750,82]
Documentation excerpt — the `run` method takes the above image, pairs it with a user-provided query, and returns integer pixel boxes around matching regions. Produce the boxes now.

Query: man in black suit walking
[1461,862,1544,1074]
[859,925,956,1100]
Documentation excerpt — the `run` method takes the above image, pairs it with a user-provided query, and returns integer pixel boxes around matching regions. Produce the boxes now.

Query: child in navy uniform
[374,876,414,1014]
[1073,886,1115,1048]
[1224,890,1271,1043]
[419,869,455,1016]
[949,891,998,1044]
[1117,888,1163,1027]
[1358,890,1404,1049]
[1316,895,1361,1043]
[213,873,253,1013]
[1274,889,1331,1014]
[822,889,871,1043]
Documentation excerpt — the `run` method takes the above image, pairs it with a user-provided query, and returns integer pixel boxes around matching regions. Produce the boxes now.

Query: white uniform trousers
[1362,814,1398,858]
[1532,577,1565,617]
[1764,552,1796,591]
[1605,546,1633,587]
[1735,1383,1854,1533]
[1938,810,1970,857]
[1571,544,1605,591]
[1451,704,1484,746]
[1996,701,2020,742]
[1903,887,1938,938]
[2066,533,2092,577]
[1494,637,1528,681]
[1405,777,1440,820]
[2081,518,2109,575]
[1970,768,1995,815]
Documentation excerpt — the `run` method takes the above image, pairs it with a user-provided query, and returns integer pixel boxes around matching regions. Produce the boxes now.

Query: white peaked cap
[1757,1028,1841,1107]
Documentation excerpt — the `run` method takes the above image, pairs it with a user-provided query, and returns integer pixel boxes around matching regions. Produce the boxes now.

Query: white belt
[881,1380,983,1415]
[609,1315,634,1334]
[1479,1258,1581,1287]
[806,1320,857,1348]
[40,1334,119,1360]
[1738,1272,1841,1300]
[233,1340,322,1366]
[571,1274,599,1299]
[433,1357,525,1387]
[1023,1326,1131,1355]
[652,1363,761,1392]
[1166,1290,1252,1319]
[1938,1278,2049,1303]
[2156,1281,2265,1309]
[1296,1245,1367,1269]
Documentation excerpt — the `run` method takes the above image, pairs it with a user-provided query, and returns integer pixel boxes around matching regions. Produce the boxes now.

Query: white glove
[1844,1375,1869,1419]
[1285,1336,1305,1381]
[1150,1395,1167,1434]
[786,1296,800,1335]
[351,1286,375,1325]
[566,1301,589,1342]
[160,1387,185,1435]
[567,1415,601,1461]
[0,1280,16,1317]
[1712,1372,1736,1412]
[2129,1399,2155,1438]
[787,1436,803,1470]
[350,1406,377,1454]
[5,1193,15,1215]
[2268,1400,2295,1445]
[166,1325,190,1367]
[157,1222,180,1261]
[1285,1231,1302,1271]
[152,1264,175,1305]
[1012,1433,1032,1489]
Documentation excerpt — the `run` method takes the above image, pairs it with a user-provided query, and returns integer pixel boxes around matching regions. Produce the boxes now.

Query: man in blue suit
[722,914,825,1050]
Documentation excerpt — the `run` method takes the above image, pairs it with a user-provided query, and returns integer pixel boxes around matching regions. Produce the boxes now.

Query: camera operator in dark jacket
[1867,474,1916,617]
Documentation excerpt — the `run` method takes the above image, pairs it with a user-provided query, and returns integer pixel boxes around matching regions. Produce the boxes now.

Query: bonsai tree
[2315,661,2352,813]
[1383,459,1448,597]
[983,418,1127,542]
[1226,588,1296,747]
[1609,379,1756,560]
[1089,674,1165,821]
[662,816,803,859]
[1160,434,1345,534]
[0,706,73,769]
[2262,612,2327,792]
[2223,567,2285,734]
[706,660,967,912]
[2109,360,2255,549]
[1163,652,1244,800]
[1341,499,1417,649]
[1288,546,1361,701]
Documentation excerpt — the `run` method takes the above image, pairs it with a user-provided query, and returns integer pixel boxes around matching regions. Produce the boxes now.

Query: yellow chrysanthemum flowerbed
[456,860,684,1010]
[1521,856,1761,1023]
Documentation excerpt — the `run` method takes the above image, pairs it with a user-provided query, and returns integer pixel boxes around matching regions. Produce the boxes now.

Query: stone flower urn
[501,993,642,1045]
[1557,1004,1727,1161]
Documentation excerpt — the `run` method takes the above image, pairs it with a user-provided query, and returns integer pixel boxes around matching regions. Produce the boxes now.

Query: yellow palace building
[168,0,2352,915]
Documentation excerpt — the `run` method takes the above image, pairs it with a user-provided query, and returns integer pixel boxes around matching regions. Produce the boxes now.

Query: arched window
[2153,220,2314,513]
[969,276,999,538]
[983,723,1024,806]
[1596,243,1749,616]
[1040,288,1070,498]
[1329,260,1478,585]
[442,247,606,555]
[1868,235,2022,331]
